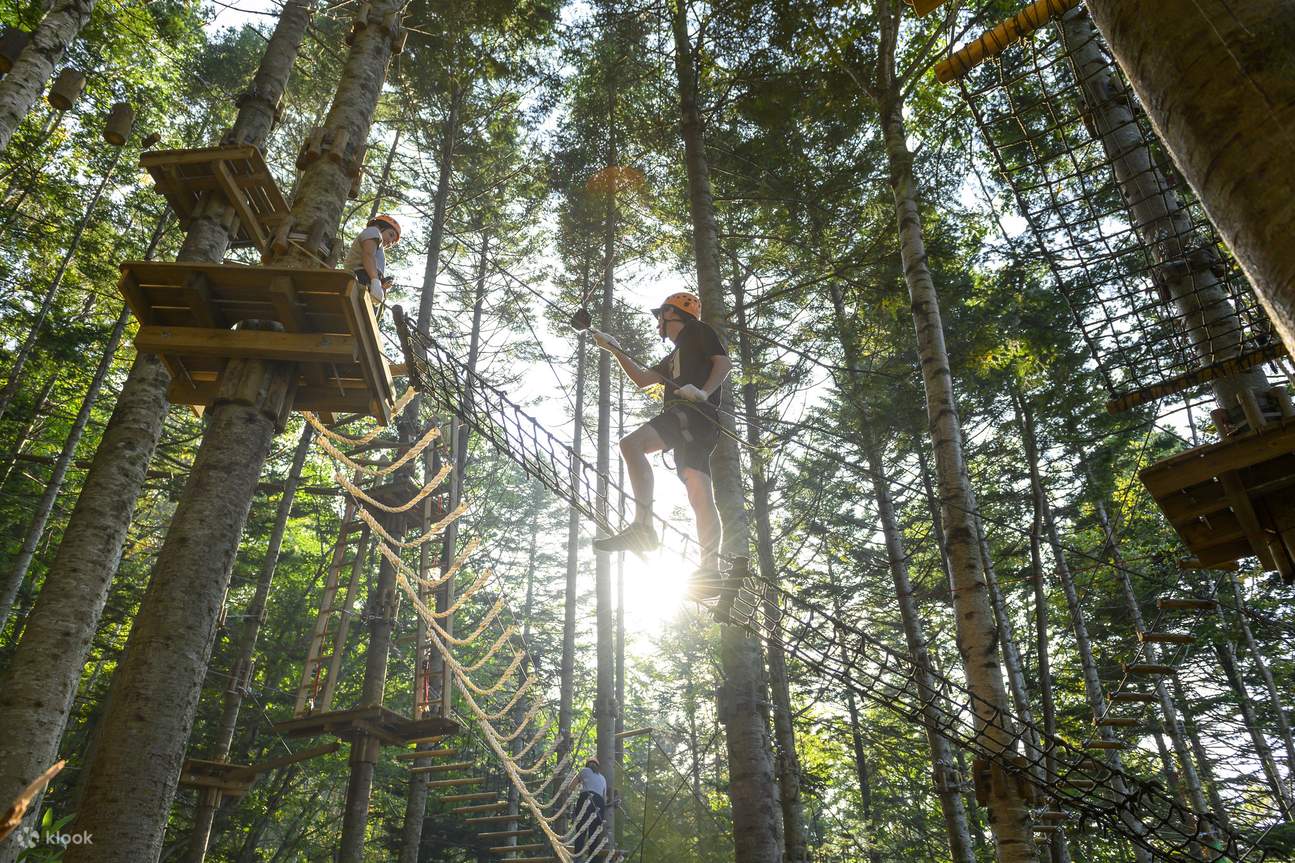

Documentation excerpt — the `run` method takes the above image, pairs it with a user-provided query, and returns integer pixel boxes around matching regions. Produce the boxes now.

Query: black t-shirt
[650,318,728,409]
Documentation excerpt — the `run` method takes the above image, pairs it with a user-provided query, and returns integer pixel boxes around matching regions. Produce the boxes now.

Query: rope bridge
[304,397,617,862]
[394,307,1278,861]
[948,1,1285,416]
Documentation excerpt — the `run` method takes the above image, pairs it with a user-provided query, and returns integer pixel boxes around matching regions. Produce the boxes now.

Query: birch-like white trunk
[0,0,94,151]
[0,4,315,855]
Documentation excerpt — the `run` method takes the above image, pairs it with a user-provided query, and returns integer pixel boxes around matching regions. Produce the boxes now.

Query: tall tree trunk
[1018,396,1151,862]
[64,0,395,857]
[0,144,124,427]
[366,127,400,220]
[1228,574,1295,786]
[669,5,779,861]
[594,100,618,842]
[1058,9,1269,414]
[0,211,167,626]
[558,327,587,765]
[1089,494,1215,827]
[844,681,882,863]
[183,422,314,863]
[1213,640,1294,818]
[414,85,461,336]
[1082,0,1295,351]
[875,3,1035,856]
[0,0,94,152]
[826,281,977,863]
[1023,431,1070,863]
[0,4,314,855]
[733,281,810,863]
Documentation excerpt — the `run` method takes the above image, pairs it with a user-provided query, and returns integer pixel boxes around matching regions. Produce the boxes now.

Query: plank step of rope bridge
[489,844,546,853]
[117,261,395,422]
[466,814,527,825]
[1082,740,1127,751]
[1141,414,1295,583]
[440,792,496,803]
[409,760,475,773]
[1136,631,1196,645]
[423,776,482,788]
[140,145,290,254]
[1155,598,1219,612]
[452,801,508,814]
[477,830,534,839]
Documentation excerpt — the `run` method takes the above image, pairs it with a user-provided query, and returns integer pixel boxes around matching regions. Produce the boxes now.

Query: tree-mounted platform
[1141,413,1295,582]
[117,260,394,422]
[273,705,459,746]
[141,145,290,253]
[178,742,340,799]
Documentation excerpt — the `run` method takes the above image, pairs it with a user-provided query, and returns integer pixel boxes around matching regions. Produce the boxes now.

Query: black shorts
[648,404,719,477]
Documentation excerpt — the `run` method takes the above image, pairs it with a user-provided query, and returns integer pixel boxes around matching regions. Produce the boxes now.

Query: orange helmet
[655,291,701,320]
[371,213,401,242]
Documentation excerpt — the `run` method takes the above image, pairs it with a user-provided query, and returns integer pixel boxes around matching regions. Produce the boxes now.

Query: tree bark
[183,422,314,863]
[1058,9,1269,413]
[825,280,976,863]
[875,0,1036,854]
[594,101,618,840]
[415,85,461,336]
[64,0,394,857]
[1019,396,1151,863]
[1228,574,1295,789]
[669,4,780,861]
[0,0,94,152]
[558,328,587,768]
[0,3,314,855]
[734,281,810,863]
[1082,0,1295,352]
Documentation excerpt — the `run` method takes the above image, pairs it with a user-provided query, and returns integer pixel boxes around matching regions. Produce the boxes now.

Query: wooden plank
[489,844,545,853]
[170,381,374,415]
[452,801,508,814]
[477,830,534,839]
[1136,631,1196,646]
[410,761,475,773]
[440,792,496,803]
[1156,598,1218,612]
[215,158,267,251]
[1141,419,1295,497]
[141,145,259,169]
[230,741,341,780]
[134,326,357,365]
[1220,470,1278,570]
[1082,740,1126,750]
[118,270,154,325]
[1123,663,1175,677]
[418,776,482,786]
[1094,717,1141,728]
[1110,692,1157,703]
[185,272,222,329]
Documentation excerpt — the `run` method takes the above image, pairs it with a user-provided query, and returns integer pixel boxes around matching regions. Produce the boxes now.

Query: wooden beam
[185,271,222,329]
[1136,631,1196,645]
[135,325,358,365]
[215,158,267,251]
[934,0,1081,83]
[230,741,340,780]
[1156,598,1218,612]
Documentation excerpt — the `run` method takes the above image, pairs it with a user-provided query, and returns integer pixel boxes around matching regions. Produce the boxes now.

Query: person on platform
[588,291,731,599]
[344,213,400,303]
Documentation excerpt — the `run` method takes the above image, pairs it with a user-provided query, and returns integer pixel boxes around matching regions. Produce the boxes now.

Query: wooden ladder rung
[1156,597,1218,611]
[1137,631,1196,645]
[1083,740,1127,750]
[1123,663,1176,677]
[442,791,496,803]
[422,776,481,787]
[478,829,534,839]
[402,734,449,747]
[1095,717,1141,728]
[467,814,526,825]
[410,761,475,773]
[1110,692,1157,703]
[488,844,546,854]
[453,801,508,814]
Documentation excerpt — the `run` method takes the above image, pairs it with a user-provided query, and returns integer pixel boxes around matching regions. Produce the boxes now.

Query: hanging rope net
[394,309,1281,861]
[948,2,1286,416]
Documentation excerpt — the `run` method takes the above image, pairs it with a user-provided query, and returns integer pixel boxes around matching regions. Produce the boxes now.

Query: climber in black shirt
[589,291,731,598]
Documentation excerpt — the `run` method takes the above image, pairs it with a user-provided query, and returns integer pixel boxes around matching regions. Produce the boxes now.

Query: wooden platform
[273,705,459,746]
[1141,415,1295,581]
[142,146,289,253]
[178,759,256,798]
[118,260,394,421]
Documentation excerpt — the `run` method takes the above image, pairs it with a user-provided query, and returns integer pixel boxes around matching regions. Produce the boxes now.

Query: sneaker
[686,567,724,601]
[592,523,659,556]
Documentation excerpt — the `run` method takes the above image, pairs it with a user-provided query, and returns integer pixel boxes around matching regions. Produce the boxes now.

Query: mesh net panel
[396,312,1271,861]
[955,5,1284,415]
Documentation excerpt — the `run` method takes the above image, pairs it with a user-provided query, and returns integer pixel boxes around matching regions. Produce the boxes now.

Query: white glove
[368,277,385,303]
[677,384,707,402]
[591,328,620,352]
